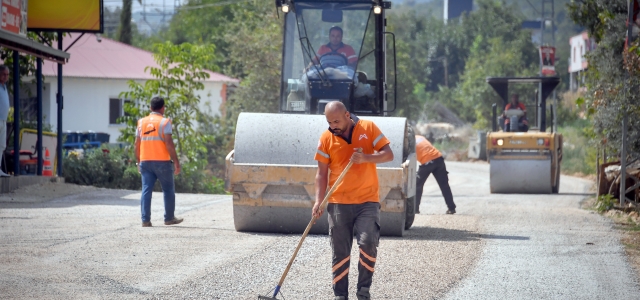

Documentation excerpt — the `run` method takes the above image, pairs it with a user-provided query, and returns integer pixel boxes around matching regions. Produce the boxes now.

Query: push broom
[258,154,357,300]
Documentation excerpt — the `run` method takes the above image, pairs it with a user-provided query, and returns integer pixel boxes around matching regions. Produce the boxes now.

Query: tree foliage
[568,0,640,159]
[118,0,133,45]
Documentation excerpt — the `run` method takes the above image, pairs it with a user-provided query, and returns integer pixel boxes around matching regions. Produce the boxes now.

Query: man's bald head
[324,101,352,136]
[324,101,347,115]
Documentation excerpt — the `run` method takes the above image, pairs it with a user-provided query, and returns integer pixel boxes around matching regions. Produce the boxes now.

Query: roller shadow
[387,226,530,242]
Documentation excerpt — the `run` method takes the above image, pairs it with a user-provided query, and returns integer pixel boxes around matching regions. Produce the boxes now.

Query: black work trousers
[328,202,380,299]
[415,157,456,211]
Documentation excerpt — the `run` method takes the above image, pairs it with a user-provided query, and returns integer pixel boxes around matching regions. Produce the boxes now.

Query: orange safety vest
[415,135,442,165]
[138,113,171,161]
[504,102,527,124]
[314,117,390,205]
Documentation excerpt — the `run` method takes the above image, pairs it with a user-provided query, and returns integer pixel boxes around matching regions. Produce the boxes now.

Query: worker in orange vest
[135,97,183,227]
[313,101,393,300]
[415,135,456,215]
[503,94,529,132]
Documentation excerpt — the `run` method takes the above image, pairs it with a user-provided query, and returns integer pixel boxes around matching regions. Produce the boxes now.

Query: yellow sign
[27,0,103,32]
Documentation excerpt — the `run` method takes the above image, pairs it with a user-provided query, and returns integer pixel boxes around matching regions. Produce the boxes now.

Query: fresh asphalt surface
[0,162,638,299]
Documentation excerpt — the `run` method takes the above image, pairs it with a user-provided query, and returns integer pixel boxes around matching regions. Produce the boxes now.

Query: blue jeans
[140,161,175,222]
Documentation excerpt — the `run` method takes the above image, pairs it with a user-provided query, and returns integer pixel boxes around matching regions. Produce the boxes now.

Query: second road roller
[225,0,417,236]
[486,76,563,194]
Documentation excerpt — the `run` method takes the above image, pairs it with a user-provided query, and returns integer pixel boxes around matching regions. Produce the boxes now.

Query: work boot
[356,287,370,300]
[164,217,184,225]
[142,222,152,227]
[446,209,456,215]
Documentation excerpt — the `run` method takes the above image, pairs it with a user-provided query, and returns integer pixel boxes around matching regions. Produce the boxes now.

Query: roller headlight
[497,139,504,146]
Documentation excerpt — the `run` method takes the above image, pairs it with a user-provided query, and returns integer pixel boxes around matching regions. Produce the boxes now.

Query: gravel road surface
[0,162,638,299]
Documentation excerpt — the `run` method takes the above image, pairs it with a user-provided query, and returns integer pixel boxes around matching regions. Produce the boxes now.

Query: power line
[175,0,252,11]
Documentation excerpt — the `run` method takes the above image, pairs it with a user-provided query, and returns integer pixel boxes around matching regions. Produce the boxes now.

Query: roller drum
[489,155,553,194]
[229,113,414,236]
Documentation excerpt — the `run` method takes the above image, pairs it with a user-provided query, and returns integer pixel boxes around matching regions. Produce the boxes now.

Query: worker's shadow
[388,226,530,242]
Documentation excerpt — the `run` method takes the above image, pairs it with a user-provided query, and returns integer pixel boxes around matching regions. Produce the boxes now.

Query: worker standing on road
[135,96,183,228]
[313,101,393,300]
[415,135,456,215]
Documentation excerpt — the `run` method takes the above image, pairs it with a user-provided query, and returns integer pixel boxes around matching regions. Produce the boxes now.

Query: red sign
[540,46,556,76]
[2,0,26,35]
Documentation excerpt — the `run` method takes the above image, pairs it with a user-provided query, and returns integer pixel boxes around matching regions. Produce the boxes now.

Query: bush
[557,121,597,175]
[595,194,616,213]
[63,146,226,194]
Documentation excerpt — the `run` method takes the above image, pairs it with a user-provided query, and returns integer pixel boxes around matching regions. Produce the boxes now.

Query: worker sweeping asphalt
[313,101,394,300]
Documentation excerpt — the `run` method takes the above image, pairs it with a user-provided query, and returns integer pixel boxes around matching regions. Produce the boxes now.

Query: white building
[568,31,595,92]
[20,33,237,143]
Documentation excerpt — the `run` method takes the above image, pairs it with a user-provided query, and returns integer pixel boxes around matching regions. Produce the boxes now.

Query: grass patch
[557,119,596,175]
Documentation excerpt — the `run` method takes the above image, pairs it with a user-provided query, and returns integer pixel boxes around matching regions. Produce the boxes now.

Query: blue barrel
[64,131,78,144]
[80,131,98,143]
[96,132,110,143]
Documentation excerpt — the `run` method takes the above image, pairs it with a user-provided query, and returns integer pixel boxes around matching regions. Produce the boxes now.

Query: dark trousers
[416,157,456,211]
[328,202,380,299]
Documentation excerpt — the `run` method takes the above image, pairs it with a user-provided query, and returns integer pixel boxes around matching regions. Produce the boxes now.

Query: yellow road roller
[225,0,417,236]
[486,77,563,194]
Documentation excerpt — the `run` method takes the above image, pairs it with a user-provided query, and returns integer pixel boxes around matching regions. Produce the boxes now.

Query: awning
[0,30,69,64]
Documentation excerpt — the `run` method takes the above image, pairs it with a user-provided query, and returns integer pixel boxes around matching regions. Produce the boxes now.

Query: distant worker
[503,94,529,132]
[314,26,358,69]
[415,135,456,215]
[135,96,183,227]
[0,65,10,177]
[313,101,393,300]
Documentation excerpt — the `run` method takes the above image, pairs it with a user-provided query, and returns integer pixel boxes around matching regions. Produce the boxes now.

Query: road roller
[486,77,563,194]
[225,0,417,236]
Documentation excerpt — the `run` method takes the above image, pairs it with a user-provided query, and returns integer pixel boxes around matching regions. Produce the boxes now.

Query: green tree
[118,0,133,44]
[455,36,538,128]
[223,1,281,118]
[119,42,217,170]
[568,0,640,159]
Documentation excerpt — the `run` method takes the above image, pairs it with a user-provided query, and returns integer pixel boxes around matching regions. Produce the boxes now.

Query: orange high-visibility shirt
[316,43,358,65]
[314,116,390,205]
[504,102,527,124]
[415,135,442,165]
[137,113,172,161]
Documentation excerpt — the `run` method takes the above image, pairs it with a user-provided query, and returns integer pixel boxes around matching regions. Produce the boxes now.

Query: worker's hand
[312,201,324,220]
[174,162,181,175]
[351,148,366,164]
[137,164,141,174]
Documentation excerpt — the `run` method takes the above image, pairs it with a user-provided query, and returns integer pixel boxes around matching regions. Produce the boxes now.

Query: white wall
[24,77,225,143]
[569,35,586,73]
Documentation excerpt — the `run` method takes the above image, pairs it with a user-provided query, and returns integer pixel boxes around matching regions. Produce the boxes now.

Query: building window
[109,98,130,124]
[573,47,576,62]
[20,97,37,123]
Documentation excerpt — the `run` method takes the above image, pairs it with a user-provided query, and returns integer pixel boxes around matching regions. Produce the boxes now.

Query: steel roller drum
[489,155,552,194]
[231,112,410,236]
[233,113,407,168]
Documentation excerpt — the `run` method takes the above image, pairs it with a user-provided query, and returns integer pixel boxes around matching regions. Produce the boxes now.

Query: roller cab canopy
[486,76,560,132]
[278,0,394,115]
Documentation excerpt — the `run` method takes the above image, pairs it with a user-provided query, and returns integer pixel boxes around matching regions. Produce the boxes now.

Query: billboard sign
[1,0,28,36]
[27,0,103,33]
[540,46,556,76]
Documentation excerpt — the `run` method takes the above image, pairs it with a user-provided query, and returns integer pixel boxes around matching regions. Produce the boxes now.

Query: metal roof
[0,30,69,64]
[41,33,237,83]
